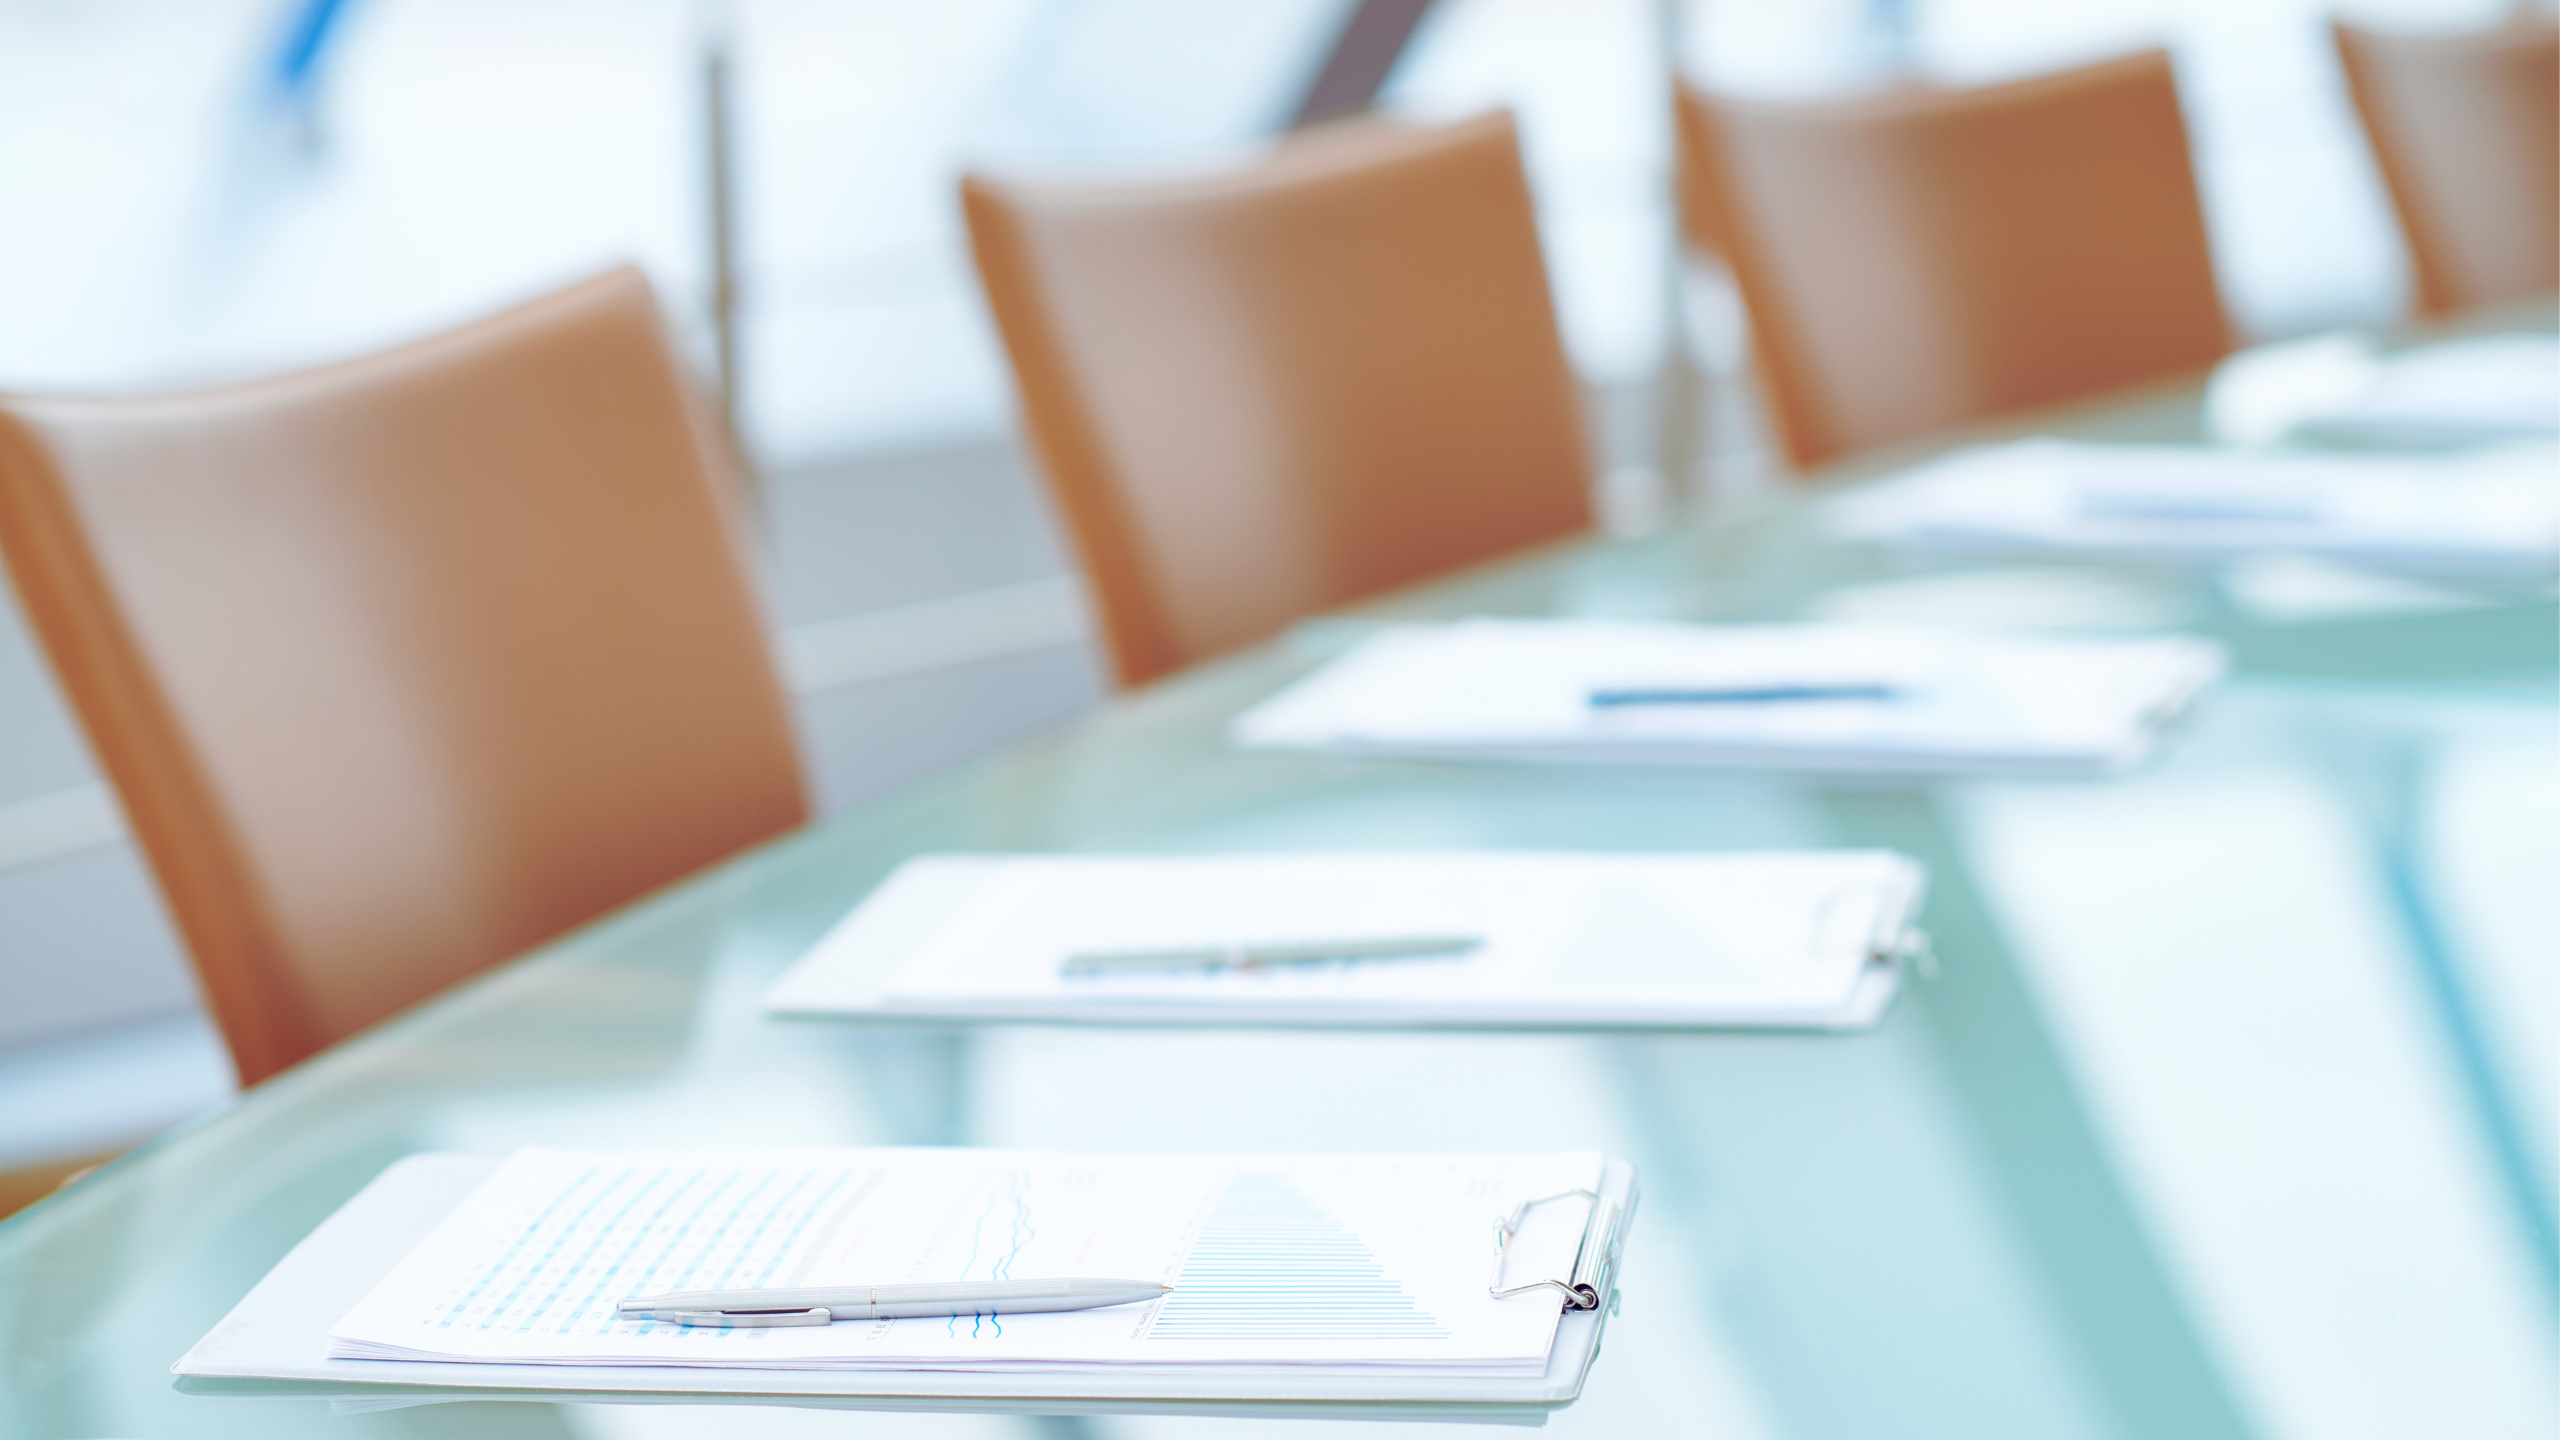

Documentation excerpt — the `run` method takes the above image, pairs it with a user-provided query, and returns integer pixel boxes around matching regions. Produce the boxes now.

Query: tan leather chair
[963,112,1593,688]
[1674,51,2232,472]
[2334,18,2560,316]
[0,268,808,1085]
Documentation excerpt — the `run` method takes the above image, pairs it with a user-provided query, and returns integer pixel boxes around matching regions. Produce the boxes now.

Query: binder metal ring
[1488,1188,1620,1312]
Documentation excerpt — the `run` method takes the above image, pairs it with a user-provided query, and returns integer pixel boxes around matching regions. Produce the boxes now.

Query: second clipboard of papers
[320,1147,1621,1381]
[1829,438,2559,572]
[763,849,1926,1030]
[1230,618,2223,774]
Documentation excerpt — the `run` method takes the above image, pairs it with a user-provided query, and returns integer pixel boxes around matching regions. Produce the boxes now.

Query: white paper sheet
[175,1153,1637,1412]
[327,1149,1601,1378]
[832,851,1919,1031]
[2210,333,2560,446]
[1229,619,2223,775]
[2329,335,2560,443]
[1830,438,2560,572]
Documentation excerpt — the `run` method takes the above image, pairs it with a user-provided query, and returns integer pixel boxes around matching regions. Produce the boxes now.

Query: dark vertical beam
[1287,0,1443,130]
[703,9,742,452]
[1653,0,1705,510]
[694,0,761,519]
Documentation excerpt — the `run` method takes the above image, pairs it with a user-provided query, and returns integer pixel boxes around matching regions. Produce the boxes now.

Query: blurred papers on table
[1831,438,2560,576]
[1231,619,2225,776]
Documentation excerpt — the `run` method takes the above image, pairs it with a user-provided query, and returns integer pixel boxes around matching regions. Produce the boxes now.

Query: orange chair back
[963,113,1593,687]
[2334,19,2560,315]
[1674,51,2231,472]
[0,269,808,1084]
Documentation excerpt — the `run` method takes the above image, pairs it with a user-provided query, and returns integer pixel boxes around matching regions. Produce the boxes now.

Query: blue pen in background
[1588,684,1905,707]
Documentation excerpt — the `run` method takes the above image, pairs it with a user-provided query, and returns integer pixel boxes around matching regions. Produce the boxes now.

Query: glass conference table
[3,325,2554,1440]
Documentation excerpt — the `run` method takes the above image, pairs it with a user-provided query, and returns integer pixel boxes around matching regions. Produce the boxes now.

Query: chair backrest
[1674,51,2231,472]
[2333,18,2560,316]
[963,112,1593,687]
[0,268,808,1084]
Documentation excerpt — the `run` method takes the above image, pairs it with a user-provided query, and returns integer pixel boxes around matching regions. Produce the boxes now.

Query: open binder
[175,1150,1639,1418]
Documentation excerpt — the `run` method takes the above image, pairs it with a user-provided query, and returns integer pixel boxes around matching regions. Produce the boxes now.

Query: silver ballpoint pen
[1061,934,1482,977]
[620,1278,1172,1328]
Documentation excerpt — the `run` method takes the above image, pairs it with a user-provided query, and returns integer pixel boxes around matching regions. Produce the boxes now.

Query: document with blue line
[1232,618,2225,775]
[320,1147,1620,1379]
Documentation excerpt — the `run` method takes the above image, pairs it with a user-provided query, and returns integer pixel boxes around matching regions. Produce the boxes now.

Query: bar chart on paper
[1152,1171,1449,1340]
[321,1148,1604,1376]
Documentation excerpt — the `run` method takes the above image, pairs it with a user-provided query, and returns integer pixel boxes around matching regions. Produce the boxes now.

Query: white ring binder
[1488,1189,1623,1313]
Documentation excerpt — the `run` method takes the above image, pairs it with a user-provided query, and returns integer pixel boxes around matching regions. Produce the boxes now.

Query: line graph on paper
[1148,1172,1448,1340]
[945,1168,1035,1337]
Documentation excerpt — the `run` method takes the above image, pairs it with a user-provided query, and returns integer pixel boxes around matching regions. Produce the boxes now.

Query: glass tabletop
[3,321,2553,1440]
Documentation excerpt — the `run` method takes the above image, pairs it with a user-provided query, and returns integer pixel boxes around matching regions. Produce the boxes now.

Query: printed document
[1229,619,2222,774]
[764,849,1922,1028]
[1830,438,2559,571]
[326,1149,1602,1377]
[2212,332,2560,446]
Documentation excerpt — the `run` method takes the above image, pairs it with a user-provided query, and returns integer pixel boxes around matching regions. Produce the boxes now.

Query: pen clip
[650,1307,834,1328]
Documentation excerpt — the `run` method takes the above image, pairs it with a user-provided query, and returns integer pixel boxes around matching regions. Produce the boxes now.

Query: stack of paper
[763,850,1927,1031]
[2309,335,2560,444]
[2227,333,2560,446]
[2208,333,2560,447]
[309,1148,1613,1382]
[1830,438,2560,572]
[1227,619,2223,775]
